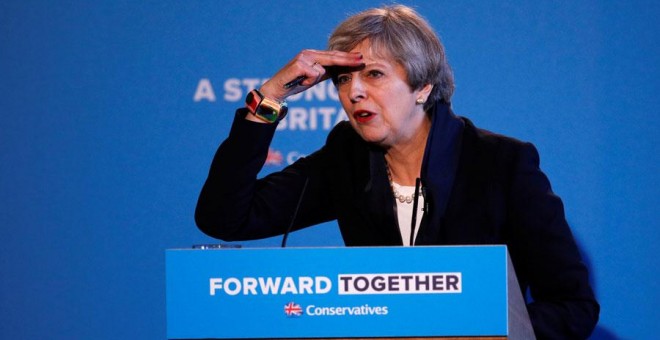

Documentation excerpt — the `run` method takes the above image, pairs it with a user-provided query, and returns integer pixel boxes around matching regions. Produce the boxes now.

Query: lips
[353,110,376,123]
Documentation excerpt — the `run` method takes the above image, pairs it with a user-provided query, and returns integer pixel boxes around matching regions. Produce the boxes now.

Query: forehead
[350,39,396,63]
[329,39,404,79]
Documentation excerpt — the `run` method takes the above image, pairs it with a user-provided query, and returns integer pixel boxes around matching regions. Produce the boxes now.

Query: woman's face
[336,40,432,148]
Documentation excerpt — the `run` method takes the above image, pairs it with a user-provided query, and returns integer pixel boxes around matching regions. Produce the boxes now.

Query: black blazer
[196,102,599,339]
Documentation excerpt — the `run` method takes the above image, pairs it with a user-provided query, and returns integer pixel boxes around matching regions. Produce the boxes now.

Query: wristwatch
[245,89,288,123]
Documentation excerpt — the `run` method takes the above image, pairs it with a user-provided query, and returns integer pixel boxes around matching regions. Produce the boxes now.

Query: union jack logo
[265,148,283,166]
[284,302,303,317]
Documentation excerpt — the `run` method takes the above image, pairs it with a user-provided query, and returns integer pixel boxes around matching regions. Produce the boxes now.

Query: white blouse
[391,182,424,246]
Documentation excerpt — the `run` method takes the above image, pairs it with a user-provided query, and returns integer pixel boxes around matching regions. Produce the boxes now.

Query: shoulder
[458,117,541,177]
[462,117,537,155]
[461,117,529,150]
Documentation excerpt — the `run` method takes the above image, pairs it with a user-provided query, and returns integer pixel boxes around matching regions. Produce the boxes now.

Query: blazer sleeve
[195,109,336,241]
[508,143,600,339]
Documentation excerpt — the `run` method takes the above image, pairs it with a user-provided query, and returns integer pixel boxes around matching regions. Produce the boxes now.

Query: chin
[359,132,389,146]
[349,122,389,145]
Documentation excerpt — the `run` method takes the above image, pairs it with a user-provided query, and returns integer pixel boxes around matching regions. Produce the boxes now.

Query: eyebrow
[329,61,390,76]
[326,64,367,77]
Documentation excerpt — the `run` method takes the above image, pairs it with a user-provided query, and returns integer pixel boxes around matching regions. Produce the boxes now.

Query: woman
[195,5,599,339]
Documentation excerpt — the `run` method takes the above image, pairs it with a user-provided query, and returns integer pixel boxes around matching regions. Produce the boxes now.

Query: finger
[281,52,324,83]
[311,62,329,83]
[297,61,327,87]
[305,50,364,68]
[292,50,363,86]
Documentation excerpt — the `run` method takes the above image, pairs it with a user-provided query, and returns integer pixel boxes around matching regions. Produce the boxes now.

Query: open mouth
[353,110,376,123]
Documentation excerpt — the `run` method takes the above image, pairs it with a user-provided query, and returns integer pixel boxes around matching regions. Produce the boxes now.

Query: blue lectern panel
[166,246,508,339]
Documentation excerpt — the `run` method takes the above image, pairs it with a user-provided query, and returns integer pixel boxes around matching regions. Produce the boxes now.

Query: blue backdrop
[1,1,657,339]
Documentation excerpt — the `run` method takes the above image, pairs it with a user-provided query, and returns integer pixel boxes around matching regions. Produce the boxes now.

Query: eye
[336,74,351,85]
[366,69,384,78]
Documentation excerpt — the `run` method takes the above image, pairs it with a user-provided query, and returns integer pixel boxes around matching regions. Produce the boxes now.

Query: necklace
[385,163,419,204]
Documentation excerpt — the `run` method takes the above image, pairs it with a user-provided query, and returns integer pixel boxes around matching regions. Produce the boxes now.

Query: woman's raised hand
[259,50,364,102]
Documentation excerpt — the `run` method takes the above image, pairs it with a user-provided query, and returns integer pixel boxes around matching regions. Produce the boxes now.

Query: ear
[416,83,433,102]
[419,84,433,100]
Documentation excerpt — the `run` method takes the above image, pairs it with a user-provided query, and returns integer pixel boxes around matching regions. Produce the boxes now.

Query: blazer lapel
[417,102,465,245]
[361,147,403,245]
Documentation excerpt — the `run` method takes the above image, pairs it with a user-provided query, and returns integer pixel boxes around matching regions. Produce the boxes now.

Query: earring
[416,98,426,105]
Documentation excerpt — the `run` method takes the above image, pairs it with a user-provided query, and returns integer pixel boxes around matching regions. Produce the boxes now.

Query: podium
[166,246,534,339]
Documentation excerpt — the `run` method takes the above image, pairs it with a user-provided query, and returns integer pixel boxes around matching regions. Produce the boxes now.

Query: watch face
[256,109,278,123]
[245,89,286,123]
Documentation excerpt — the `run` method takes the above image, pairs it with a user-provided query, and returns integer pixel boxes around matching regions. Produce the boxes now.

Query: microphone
[281,177,310,248]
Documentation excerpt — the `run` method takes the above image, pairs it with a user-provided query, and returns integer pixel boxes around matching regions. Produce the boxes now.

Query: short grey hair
[328,5,454,109]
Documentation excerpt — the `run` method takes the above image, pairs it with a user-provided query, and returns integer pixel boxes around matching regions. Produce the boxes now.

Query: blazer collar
[360,101,465,245]
[416,101,464,244]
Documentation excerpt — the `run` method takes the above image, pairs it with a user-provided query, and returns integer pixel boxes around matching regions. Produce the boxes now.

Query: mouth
[353,110,376,123]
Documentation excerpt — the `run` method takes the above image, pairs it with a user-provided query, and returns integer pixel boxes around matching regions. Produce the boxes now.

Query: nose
[348,76,365,104]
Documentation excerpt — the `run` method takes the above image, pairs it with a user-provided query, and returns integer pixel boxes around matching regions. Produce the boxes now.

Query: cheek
[338,92,351,109]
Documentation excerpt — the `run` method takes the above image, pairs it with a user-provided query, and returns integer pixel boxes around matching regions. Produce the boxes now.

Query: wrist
[245,89,288,123]
[257,84,285,103]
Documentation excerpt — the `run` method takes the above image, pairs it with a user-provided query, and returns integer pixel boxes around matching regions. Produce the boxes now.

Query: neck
[385,116,430,186]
